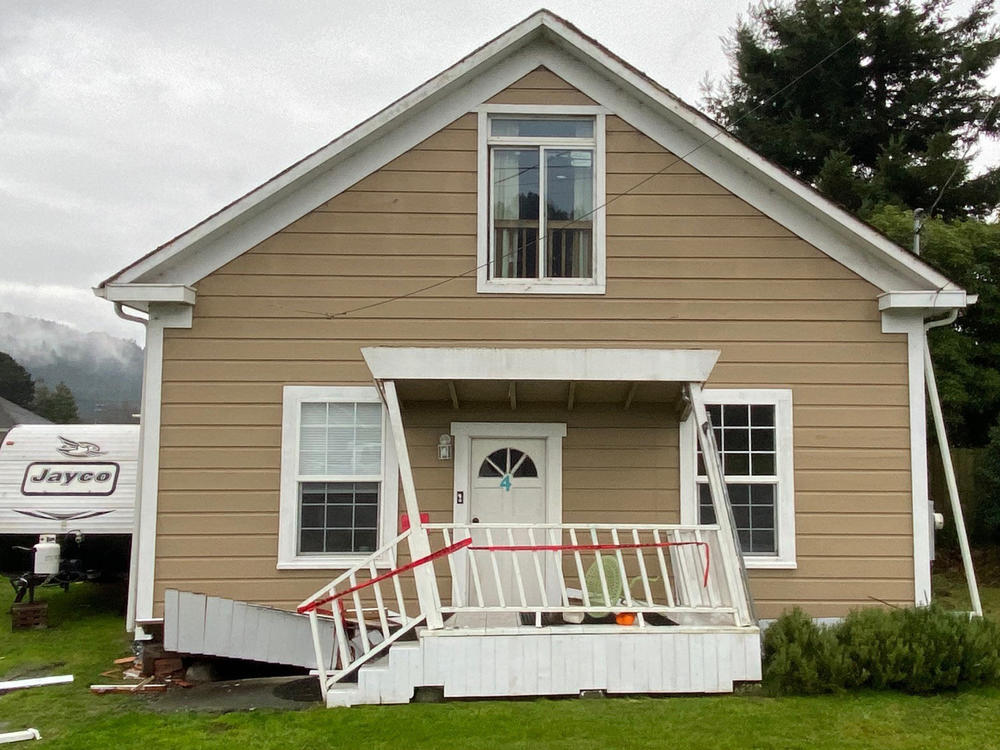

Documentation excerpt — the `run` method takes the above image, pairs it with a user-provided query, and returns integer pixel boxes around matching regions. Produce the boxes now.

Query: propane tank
[33,534,61,576]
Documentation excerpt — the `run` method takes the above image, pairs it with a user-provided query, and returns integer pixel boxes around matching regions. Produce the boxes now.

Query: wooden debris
[113,656,136,665]
[122,668,143,680]
[89,683,167,695]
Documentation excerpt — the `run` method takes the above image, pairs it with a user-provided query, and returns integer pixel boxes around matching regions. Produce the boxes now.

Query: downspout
[112,301,149,631]
[924,309,983,616]
[114,302,147,326]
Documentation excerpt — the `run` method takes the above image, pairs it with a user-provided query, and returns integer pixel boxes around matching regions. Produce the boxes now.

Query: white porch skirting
[327,625,761,707]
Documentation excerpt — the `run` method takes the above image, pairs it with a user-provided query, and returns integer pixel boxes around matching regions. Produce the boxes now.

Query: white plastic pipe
[0,675,73,692]
[925,312,983,616]
[0,729,41,744]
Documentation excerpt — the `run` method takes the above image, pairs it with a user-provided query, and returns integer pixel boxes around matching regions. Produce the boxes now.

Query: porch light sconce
[438,434,453,460]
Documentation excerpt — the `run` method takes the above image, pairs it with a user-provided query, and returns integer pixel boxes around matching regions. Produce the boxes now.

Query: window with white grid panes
[477,108,606,295]
[297,400,383,555]
[697,402,778,555]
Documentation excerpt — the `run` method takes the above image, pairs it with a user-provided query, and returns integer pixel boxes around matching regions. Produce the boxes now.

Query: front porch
[296,347,762,706]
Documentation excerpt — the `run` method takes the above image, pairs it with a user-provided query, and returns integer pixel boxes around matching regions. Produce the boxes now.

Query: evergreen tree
[974,418,1000,543]
[706,0,1000,218]
[33,381,80,424]
[0,351,35,408]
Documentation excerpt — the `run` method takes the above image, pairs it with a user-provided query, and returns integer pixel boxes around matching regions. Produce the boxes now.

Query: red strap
[297,537,472,614]
[467,540,711,588]
[300,536,712,616]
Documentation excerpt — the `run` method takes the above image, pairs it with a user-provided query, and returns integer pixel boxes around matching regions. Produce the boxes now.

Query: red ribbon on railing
[297,537,473,614]
[466,540,711,588]
[299,536,713,616]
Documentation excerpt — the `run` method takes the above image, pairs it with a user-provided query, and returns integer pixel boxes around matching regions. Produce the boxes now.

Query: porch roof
[361,347,720,406]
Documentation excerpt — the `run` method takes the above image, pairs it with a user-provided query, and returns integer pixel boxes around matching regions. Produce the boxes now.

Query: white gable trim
[100,11,959,297]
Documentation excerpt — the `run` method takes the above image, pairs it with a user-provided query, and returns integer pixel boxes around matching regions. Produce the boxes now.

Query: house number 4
[499,474,512,492]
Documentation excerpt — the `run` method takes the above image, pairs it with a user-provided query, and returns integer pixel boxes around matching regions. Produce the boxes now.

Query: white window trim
[680,388,796,569]
[278,385,399,570]
[476,104,606,295]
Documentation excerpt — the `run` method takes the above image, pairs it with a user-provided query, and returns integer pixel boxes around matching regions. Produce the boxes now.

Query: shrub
[763,605,1000,695]
[761,609,847,694]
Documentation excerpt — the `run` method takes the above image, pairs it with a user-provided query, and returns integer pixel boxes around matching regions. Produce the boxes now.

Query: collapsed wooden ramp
[163,589,337,670]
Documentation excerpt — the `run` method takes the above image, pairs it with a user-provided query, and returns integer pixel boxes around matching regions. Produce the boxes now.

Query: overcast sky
[2,0,997,346]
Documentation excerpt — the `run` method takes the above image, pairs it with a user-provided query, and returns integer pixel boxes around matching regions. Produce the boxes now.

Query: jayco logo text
[20,462,120,496]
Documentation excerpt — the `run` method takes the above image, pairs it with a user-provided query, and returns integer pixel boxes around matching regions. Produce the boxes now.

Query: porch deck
[297,518,760,706]
[289,352,763,705]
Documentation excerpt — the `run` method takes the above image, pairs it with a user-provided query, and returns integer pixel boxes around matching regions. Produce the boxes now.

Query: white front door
[451,422,565,616]
[469,438,547,608]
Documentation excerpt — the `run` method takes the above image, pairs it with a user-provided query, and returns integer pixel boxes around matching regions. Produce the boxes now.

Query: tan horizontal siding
[166,319,894,342]
[158,383,908,409]
[159,359,905,385]
[196,275,883,300]
[152,69,916,620]
[486,68,597,105]
[216,255,860,280]
[161,339,901,364]
[242,235,836,258]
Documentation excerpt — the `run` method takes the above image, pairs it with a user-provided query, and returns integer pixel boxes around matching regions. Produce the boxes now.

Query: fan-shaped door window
[478,447,538,479]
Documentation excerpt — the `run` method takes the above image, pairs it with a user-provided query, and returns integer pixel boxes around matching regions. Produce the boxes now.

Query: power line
[304,32,859,320]
[926,94,1000,219]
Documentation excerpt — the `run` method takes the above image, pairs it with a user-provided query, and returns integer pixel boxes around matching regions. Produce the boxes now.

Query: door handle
[471,517,480,523]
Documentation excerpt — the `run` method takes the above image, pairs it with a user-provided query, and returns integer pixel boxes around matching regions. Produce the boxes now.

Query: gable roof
[96,9,964,307]
[0,396,52,431]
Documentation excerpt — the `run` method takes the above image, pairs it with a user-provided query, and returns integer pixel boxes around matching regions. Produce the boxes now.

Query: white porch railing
[299,520,751,700]
[297,528,431,697]
[427,523,748,627]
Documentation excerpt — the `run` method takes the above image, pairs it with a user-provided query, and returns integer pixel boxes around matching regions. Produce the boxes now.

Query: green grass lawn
[3,576,1000,749]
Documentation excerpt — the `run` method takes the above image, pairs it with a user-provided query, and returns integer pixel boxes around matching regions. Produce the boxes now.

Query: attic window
[476,107,606,295]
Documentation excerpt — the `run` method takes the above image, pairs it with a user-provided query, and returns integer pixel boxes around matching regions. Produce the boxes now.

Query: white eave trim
[362,347,720,383]
[97,283,197,306]
[878,290,970,311]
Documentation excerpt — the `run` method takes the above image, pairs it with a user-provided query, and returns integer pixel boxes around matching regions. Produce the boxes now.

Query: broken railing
[298,521,752,699]
[296,528,432,697]
[426,522,750,627]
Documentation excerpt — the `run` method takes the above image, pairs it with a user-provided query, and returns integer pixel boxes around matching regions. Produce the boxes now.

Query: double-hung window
[681,389,796,569]
[278,386,398,569]
[477,108,606,294]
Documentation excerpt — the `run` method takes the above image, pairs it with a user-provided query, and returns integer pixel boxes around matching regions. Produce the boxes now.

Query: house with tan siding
[95,11,970,705]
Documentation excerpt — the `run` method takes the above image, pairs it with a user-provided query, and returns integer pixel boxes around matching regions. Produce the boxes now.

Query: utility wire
[926,94,1000,219]
[306,32,860,320]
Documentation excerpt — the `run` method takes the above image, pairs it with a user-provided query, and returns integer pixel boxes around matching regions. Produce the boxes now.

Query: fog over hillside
[0,313,142,423]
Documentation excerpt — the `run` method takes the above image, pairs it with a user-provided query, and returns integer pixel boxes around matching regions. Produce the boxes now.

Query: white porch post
[925,345,983,616]
[687,382,756,625]
[380,380,444,629]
